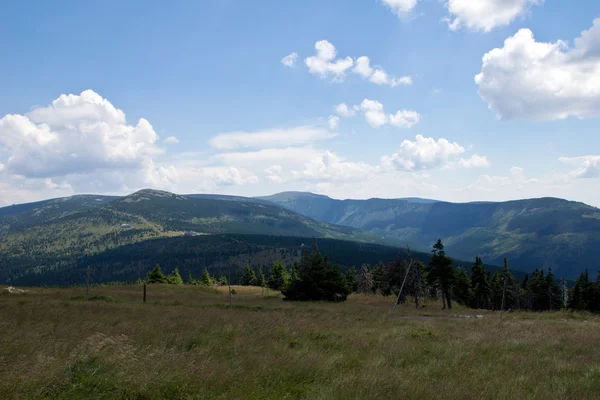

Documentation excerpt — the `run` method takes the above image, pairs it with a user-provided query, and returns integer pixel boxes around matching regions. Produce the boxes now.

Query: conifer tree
[453,267,471,306]
[186,270,195,285]
[289,262,300,283]
[282,241,350,302]
[345,266,359,293]
[239,263,257,286]
[218,275,228,286]
[147,264,167,284]
[253,265,265,287]
[201,268,213,286]
[428,239,455,309]
[470,257,491,309]
[166,267,183,285]
[267,261,289,291]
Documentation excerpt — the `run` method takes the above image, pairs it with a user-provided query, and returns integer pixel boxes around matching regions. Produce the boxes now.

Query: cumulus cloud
[353,56,412,87]
[303,41,411,86]
[381,135,465,171]
[163,136,180,144]
[305,40,354,80]
[335,103,356,117]
[382,0,418,16]
[359,99,421,128]
[459,154,491,168]
[209,126,337,150]
[476,19,600,120]
[0,90,162,180]
[445,0,543,32]
[559,155,600,179]
[328,115,340,130]
[281,52,299,68]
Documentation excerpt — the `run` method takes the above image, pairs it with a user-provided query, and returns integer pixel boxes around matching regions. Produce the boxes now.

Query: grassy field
[1,285,600,399]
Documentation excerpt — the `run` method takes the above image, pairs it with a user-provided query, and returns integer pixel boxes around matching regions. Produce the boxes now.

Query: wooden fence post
[143,284,147,303]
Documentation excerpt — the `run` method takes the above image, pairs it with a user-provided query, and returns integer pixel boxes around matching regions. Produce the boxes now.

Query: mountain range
[1,189,598,283]
[260,192,600,279]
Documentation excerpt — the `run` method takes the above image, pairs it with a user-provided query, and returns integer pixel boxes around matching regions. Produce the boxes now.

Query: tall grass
[1,284,600,399]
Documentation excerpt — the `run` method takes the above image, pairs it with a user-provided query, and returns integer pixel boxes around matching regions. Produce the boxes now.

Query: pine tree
[201,268,212,286]
[186,270,195,285]
[358,264,374,295]
[345,266,359,293]
[147,264,167,284]
[267,261,289,291]
[545,268,563,310]
[282,241,350,302]
[218,275,228,286]
[239,263,257,286]
[453,267,471,306]
[289,263,300,283]
[428,239,454,309]
[470,257,491,309]
[253,265,265,287]
[166,267,183,285]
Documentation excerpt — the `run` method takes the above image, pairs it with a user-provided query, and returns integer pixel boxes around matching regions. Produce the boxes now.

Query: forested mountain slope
[260,192,600,279]
[0,190,378,283]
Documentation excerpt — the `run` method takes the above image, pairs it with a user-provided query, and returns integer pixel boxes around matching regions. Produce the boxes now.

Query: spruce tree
[201,268,212,286]
[253,265,265,287]
[218,275,228,286]
[239,263,257,286]
[166,267,183,285]
[428,239,455,309]
[186,270,195,285]
[470,257,491,309]
[282,242,350,302]
[345,266,359,293]
[267,261,289,291]
[289,263,300,283]
[453,267,471,306]
[147,264,167,284]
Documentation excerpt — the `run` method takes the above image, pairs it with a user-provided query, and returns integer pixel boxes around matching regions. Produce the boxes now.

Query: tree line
[131,238,600,312]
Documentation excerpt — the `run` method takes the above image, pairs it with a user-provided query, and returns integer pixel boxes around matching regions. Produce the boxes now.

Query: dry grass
[1,285,600,399]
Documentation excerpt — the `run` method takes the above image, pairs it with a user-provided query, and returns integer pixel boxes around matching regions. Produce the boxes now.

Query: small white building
[120,224,133,229]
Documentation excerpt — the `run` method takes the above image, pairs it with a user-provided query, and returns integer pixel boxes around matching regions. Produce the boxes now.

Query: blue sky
[1,0,600,206]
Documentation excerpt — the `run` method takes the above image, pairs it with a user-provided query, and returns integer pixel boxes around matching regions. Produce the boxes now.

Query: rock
[4,286,27,294]
[475,315,484,319]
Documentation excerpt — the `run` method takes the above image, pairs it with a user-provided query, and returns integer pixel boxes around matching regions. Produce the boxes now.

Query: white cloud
[381,135,465,171]
[328,115,340,130]
[382,0,418,16]
[305,40,354,80]
[163,136,179,144]
[209,126,337,150]
[303,41,411,87]
[359,99,422,128]
[281,52,299,68]
[476,19,600,120]
[353,56,412,87]
[459,154,490,168]
[559,155,600,179]
[389,109,422,128]
[0,90,162,180]
[300,151,376,182]
[445,0,543,32]
[335,103,356,117]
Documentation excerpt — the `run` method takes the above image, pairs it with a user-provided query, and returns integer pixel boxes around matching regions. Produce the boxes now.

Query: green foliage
[289,263,299,283]
[470,256,491,309]
[428,239,455,309]
[239,263,256,286]
[267,261,289,291]
[253,265,265,287]
[186,270,195,285]
[345,266,359,293]
[201,268,213,286]
[147,264,166,284]
[263,192,600,280]
[282,242,350,302]
[453,267,471,306]
[217,275,228,286]
[166,267,183,285]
